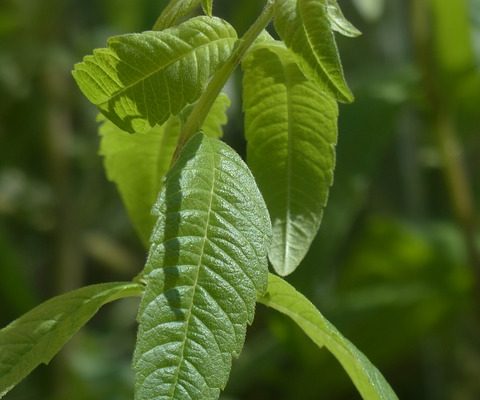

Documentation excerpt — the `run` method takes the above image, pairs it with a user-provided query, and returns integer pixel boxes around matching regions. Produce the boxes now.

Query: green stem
[173,0,275,161]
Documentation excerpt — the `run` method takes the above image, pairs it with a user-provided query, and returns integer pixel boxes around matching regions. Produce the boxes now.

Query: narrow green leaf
[153,0,202,31]
[201,0,213,17]
[243,43,338,276]
[258,274,399,400]
[99,93,230,245]
[0,282,143,398]
[134,133,271,400]
[73,16,237,133]
[326,0,362,37]
[274,0,353,102]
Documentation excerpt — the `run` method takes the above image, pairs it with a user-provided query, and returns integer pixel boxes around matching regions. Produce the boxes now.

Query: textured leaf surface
[259,274,399,400]
[274,0,353,102]
[0,282,142,398]
[134,133,271,400]
[153,0,202,31]
[243,43,338,276]
[326,0,361,37]
[99,93,230,245]
[73,16,236,133]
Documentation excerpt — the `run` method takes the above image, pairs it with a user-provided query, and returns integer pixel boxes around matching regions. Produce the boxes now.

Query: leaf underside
[259,274,399,400]
[243,42,338,276]
[99,93,230,245]
[73,16,236,133]
[274,0,353,102]
[0,282,142,399]
[326,0,362,37]
[134,134,271,400]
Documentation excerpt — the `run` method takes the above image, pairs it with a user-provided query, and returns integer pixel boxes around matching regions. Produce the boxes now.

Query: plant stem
[173,0,275,161]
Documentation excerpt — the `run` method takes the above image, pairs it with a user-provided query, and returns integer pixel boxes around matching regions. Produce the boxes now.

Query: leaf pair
[0,273,398,399]
[241,0,360,276]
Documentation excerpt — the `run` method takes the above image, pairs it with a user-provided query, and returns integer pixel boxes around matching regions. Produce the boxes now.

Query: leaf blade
[243,43,338,276]
[134,133,271,399]
[326,0,361,37]
[258,274,399,400]
[274,0,353,102]
[73,16,237,133]
[153,0,202,31]
[0,282,143,398]
[201,0,213,16]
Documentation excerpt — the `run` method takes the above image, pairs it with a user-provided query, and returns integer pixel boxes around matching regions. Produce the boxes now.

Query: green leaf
[243,43,338,276]
[258,274,399,400]
[0,282,143,398]
[153,0,202,31]
[274,0,353,102]
[98,93,230,245]
[134,133,271,400]
[99,117,180,245]
[196,92,230,138]
[72,16,237,133]
[201,0,213,16]
[326,0,361,37]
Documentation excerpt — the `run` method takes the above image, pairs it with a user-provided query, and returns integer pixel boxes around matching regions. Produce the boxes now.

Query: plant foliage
[0,0,399,399]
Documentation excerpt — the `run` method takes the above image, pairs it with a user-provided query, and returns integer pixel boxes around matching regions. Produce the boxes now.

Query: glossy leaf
[72,16,236,133]
[153,0,202,31]
[134,133,271,399]
[0,282,143,398]
[258,274,399,400]
[243,43,338,276]
[99,93,230,245]
[274,0,353,102]
[327,0,361,37]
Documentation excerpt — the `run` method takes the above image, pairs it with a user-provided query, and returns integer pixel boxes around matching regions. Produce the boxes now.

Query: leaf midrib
[169,142,218,398]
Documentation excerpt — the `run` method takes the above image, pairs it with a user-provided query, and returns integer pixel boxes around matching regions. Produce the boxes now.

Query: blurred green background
[1,0,480,399]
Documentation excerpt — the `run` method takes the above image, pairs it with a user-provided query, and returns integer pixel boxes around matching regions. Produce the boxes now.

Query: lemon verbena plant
[0,1,398,399]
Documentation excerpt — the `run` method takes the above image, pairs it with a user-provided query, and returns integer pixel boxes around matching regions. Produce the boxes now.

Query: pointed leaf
[243,43,338,276]
[258,274,399,400]
[153,0,202,31]
[0,282,142,398]
[274,0,353,102]
[134,133,271,400]
[99,93,230,245]
[73,16,237,133]
[201,0,213,16]
[327,0,362,37]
